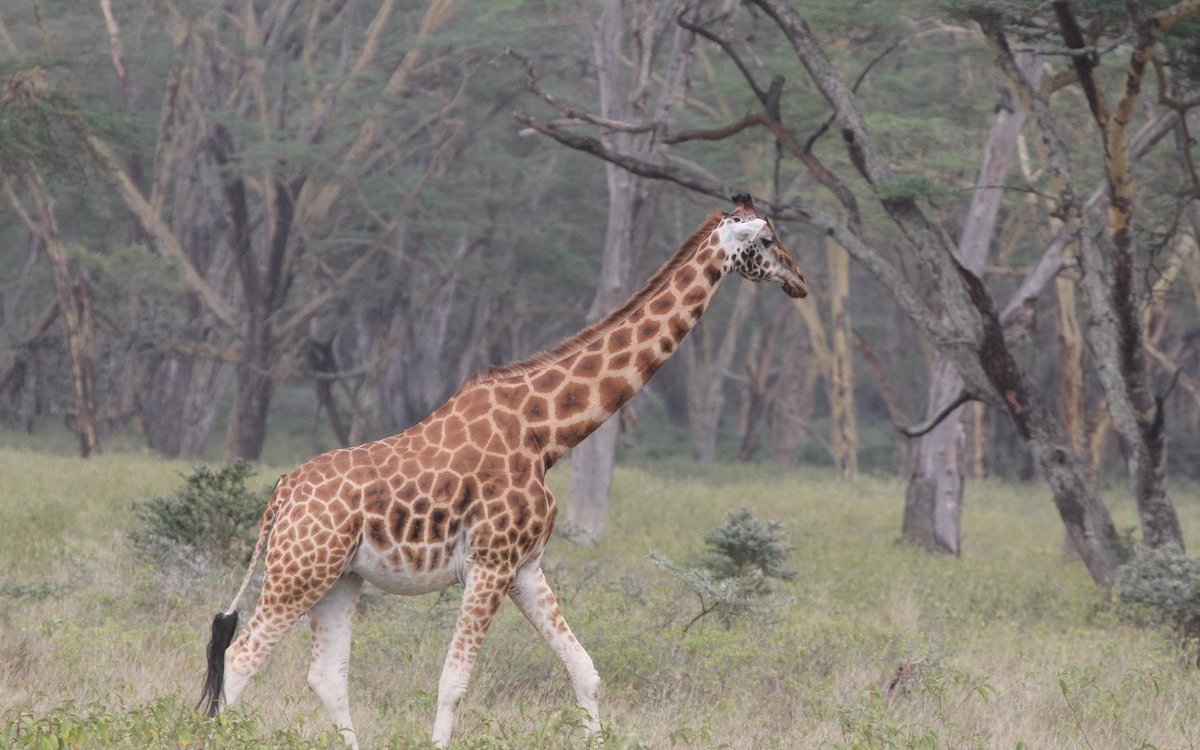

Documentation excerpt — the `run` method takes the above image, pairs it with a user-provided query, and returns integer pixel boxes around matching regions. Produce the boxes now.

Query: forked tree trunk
[903,64,1034,552]
[569,166,644,536]
[567,0,691,538]
[765,323,810,465]
[959,265,1124,585]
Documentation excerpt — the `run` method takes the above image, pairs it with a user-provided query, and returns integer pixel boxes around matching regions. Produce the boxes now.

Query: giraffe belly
[349,539,466,595]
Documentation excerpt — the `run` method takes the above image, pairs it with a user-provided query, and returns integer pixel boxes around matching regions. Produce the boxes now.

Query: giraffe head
[717,193,808,298]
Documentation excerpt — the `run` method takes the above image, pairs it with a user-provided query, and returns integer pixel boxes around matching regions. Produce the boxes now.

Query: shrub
[650,507,793,632]
[699,506,795,587]
[130,460,271,567]
[1114,544,1200,646]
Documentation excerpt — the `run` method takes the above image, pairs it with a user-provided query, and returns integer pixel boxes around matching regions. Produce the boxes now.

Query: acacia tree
[79,0,470,459]
[515,0,696,539]
[0,69,103,457]
[972,0,1199,551]
[517,0,1197,584]
[903,53,1040,554]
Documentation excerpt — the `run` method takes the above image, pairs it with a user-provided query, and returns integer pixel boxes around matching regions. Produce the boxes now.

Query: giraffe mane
[466,211,725,385]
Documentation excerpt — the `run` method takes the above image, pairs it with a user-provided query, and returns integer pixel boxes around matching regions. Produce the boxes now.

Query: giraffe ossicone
[198,194,807,748]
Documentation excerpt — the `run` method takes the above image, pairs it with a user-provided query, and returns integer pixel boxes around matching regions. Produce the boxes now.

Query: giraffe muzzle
[779,268,808,299]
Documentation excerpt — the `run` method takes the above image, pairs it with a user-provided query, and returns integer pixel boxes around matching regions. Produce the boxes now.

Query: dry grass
[2,447,1200,748]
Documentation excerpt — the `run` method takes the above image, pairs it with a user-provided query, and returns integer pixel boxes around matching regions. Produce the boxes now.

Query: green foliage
[1115,545,1200,642]
[7,453,1200,748]
[129,460,270,568]
[0,579,64,601]
[0,65,83,180]
[650,507,793,631]
[699,506,795,586]
[876,174,955,204]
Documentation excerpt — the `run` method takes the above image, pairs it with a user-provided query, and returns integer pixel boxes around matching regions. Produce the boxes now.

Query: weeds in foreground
[3,699,346,750]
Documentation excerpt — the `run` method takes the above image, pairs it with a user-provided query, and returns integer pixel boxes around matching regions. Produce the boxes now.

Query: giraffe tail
[198,474,287,718]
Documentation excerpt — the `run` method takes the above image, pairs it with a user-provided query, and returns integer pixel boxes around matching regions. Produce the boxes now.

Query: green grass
[2,447,1200,748]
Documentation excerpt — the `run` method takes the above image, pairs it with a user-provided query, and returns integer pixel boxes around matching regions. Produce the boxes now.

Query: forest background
[3,0,1200,746]
[3,0,1200,566]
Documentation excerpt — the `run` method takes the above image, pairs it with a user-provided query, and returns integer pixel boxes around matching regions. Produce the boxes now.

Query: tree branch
[82,131,239,328]
[898,390,980,438]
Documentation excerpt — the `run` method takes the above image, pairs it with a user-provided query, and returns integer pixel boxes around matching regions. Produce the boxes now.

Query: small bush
[1114,544,1200,645]
[651,507,793,632]
[130,460,271,567]
[699,506,795,587]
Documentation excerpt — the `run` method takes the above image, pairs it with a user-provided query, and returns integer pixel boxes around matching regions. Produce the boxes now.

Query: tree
[903,55,1040,554]
[0,69,103,457]
[80,0,470,459]
[517,0,1191,584]
[520,0,696,539]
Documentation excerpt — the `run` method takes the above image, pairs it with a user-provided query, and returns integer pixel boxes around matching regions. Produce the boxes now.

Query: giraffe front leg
[431,565,510,748]
[509,565,601,736]
[307,573,364,750]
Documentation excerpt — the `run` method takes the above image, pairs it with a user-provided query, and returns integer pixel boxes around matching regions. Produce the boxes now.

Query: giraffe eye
[760,236,774,248]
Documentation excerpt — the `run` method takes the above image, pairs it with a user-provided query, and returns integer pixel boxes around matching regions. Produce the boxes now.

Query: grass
[2,446,1200,748]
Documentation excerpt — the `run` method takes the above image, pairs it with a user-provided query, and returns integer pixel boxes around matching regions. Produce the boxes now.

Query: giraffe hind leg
[220,544,353,711]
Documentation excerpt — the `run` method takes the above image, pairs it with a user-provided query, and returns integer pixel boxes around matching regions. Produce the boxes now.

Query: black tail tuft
[198,610,239,717]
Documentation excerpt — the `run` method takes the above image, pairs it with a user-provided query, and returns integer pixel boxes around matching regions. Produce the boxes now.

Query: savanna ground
[2,427,1200,749]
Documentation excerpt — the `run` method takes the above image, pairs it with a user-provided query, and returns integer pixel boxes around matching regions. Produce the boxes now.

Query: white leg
[307,574,364,750]
[509,566,600,735]
[431,565,509,748]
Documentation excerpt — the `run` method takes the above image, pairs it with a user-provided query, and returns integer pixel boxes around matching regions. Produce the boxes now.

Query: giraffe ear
[729,218,766,242]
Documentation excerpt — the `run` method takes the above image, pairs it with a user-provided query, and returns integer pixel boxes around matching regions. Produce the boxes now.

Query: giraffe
[198,193,808,748]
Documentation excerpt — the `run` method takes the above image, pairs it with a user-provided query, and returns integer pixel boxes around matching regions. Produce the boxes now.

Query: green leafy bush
[1114,545,1200,645]
[130,460,271,567]
[699,506,795,586]
[651,507,793,632]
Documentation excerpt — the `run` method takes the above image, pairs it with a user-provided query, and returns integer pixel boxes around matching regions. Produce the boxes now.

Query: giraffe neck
[512,229,727,461]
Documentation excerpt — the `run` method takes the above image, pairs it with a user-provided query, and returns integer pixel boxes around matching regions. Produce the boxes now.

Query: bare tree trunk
[568,170,643,535]
[903,355,965,554]
[309,337,351,447]
[738,300,788,461]
[226,329,275,461]
[826,239,857,478]
[28,177,99,457]
[766,322,809,465]
[967,401,989,479]
[961,265,1125,584]
[684,282,757,462]
[903,63,1033,552]
[1056,269,1087,459]
[567,0,692,538]
[1039,1,1188,551]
